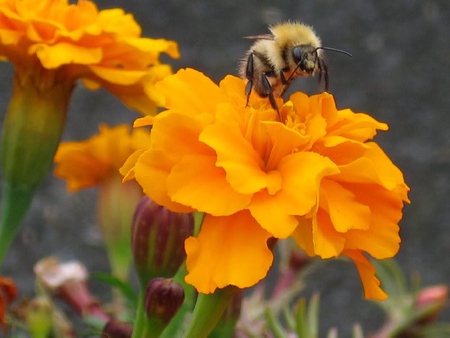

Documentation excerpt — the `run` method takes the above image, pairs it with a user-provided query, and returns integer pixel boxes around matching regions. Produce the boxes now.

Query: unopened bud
[144,278,185,323]
[131,196,194,284]
[102,319,133,338]
[414,285,448,324]
[34,257,110,322]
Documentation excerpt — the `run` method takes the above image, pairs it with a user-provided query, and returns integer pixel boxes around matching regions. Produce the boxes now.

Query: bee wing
[243,34,275,40]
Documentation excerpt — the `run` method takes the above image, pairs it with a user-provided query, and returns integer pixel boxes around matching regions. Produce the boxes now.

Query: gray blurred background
[0,0,449,336]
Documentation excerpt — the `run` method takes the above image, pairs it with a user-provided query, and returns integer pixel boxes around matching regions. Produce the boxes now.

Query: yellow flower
[121,68,410,300]
[54,124,151,284]
[54,124,151,191]
[0,0,179,115]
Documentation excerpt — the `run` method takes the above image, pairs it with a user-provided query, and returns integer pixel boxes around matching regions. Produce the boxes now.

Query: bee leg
[317,58,329,92]
[261,72,281,120]
[244,53,255,107]
[279,68,289,85]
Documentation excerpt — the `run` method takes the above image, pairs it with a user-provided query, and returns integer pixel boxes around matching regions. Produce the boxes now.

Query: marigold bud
[414,285,448,324]
[131,196,194,284]
[144,278,185,323]
[102,319,133,338]
[34,257,110,322]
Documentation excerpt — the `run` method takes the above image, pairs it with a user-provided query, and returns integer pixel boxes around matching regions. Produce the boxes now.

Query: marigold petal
[263,121,310,170]
[248,152,339,239]
[133,149,192,213]
[321,179,371,232]
[342,183,402,258]
[120,148,146,181]
[155,68,227,115]
[291,217,315,256]
[249,190,298,239]
[312,209,345,258]
[54,143,109,191]
[168,154,251,216]
[344,250,388,300]
[150,111,212,158]
[200,121,274,195]
[329,110,388,142]
[89,65,146,85]
[133,116,154,128]
[185,211,273,293]
[30,42,102,68]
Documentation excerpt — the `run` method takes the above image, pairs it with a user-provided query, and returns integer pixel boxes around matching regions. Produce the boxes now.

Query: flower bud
[102,319,133,338]
[144,278,185,323]
[34,257,110,323]
[131,196,194,284]
[414,285,448,324]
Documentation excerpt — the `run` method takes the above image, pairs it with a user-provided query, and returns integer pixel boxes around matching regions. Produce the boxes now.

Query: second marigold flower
[121,68,410,300]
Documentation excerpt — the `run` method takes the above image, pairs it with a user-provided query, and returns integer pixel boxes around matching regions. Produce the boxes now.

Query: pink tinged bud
[34,257,110,323]
[131,196,194,284]
[102,319,133,338]
[414,285,448,324]
[144,278,185,323]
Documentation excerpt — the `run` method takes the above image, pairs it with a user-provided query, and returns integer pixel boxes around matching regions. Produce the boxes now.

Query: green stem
[0,67,72,267]
[182,286,239,338]
[0,183,34,264]
[132,283,166,338]
[131,285,148,338]
[159,263,196,338]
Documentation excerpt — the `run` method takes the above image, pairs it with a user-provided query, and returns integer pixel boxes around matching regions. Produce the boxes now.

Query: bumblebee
[239,21,351,112]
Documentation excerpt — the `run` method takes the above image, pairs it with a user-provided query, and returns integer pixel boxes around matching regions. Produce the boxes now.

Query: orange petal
[167,154,251,216]
[134,149,193,213]
[150,111,212,157]
[343,250,388,300]
[155,68,227,115]
[133,116,154,127]
[291,217,315,256]
[120,149,146,181]
[30,43,103,69]
[341,183,402,259]
[248,152,339,239]
[248,190,298,239]
[200,121,273,195]
[328,109,388,142]
[263,121,310,170]
[320,179,371,232]
[185,211,273,293]
[89,65,146,85]
[54,143,109,191]
[312,209,345,258]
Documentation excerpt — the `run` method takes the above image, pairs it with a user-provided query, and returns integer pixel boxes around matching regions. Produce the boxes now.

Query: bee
[239,21,352,113]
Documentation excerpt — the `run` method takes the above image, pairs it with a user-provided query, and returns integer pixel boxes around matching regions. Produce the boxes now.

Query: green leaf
[265,307,287,338]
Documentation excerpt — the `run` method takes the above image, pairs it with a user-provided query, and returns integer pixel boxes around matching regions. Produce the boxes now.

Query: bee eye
[292,46,305,64]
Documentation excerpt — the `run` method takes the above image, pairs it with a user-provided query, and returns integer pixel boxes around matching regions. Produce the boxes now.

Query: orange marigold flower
[54,124,151,191]
[0,0,180,115]
[121,68,410,300]
[54,124,151,283]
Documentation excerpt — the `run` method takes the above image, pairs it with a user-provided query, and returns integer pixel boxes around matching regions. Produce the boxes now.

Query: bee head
[292,45,318,74]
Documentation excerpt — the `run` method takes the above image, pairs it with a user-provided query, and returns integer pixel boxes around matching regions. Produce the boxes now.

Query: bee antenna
[315,47,352,57]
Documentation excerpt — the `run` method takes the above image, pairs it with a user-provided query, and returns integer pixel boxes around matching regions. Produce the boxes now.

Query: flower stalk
[0,69,73,264]
[182,286,240,338]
